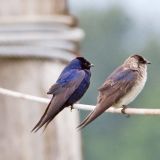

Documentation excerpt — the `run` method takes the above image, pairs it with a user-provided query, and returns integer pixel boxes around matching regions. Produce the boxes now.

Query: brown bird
[77,54,150,129]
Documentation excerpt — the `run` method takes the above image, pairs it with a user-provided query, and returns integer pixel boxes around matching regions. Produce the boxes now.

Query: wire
[0,87,160,115]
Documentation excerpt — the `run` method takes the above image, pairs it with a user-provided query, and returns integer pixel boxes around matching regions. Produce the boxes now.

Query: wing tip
[47,91,51,94]
[76,124,85,131]
[31,124,41,133]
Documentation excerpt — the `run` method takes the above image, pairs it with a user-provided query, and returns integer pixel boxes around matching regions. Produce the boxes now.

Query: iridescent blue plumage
[32,57,93,132]
[66,70,91,106]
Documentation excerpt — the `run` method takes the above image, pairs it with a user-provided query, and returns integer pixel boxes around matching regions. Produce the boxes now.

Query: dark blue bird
[32,57,93,132]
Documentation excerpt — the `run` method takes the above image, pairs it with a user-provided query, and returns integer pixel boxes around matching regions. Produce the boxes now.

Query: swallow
[77,54,150,129]
[32,57,93,132]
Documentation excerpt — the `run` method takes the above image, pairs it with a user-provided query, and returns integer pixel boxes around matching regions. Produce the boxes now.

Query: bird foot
[121,105,130,118]
[70,105,74,112]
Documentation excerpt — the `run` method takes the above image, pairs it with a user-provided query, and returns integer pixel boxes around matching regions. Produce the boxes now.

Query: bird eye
[140,60,145,64]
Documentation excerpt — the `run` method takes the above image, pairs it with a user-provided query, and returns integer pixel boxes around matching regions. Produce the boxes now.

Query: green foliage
[77,6,160,160]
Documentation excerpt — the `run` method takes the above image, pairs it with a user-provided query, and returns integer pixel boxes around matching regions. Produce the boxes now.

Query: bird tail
[77,103,110,130]
[31,97,64,132]
[77,110,95,130]
[77,106,106,130]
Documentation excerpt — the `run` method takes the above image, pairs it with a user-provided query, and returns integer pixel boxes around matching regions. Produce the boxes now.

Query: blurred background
[69,0,160,160]
[0,0,160,160]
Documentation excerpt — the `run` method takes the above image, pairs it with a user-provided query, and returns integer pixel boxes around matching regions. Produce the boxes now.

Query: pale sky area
[69,0,160,32]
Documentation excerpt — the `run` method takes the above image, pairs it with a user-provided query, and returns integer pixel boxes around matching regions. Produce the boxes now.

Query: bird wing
[77,67,138,129]
[47,69,83,95]
[47,83,62,95]
[32,70,86,132]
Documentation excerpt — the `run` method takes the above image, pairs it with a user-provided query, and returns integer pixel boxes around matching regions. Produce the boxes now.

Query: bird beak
[146,60,151,64]
[90,64,94,67]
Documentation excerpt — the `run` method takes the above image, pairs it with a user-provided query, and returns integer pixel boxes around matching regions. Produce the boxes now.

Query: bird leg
[121,105,130,118]
[70,105,74,112]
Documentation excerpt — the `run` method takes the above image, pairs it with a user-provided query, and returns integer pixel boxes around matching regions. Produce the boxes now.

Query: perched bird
[32,57,93,132]
[77,54,150,129]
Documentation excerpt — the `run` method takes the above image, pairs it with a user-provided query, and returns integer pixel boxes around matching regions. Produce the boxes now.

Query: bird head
[77,57,94,69]
[68,57,94,70]
[124,54,151,69]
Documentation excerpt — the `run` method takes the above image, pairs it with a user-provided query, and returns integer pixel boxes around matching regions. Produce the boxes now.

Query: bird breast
[115,68,147,107]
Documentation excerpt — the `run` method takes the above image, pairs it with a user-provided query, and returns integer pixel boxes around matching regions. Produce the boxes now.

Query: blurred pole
[0,0,83,160]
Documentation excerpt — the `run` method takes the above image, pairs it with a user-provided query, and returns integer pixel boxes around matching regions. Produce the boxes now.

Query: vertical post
[0,0,83,160]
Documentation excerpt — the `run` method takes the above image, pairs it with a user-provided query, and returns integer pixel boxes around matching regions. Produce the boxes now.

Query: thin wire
[0,87,160,115]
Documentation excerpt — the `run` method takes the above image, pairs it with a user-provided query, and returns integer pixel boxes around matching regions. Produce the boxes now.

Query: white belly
[115,70,147,107]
